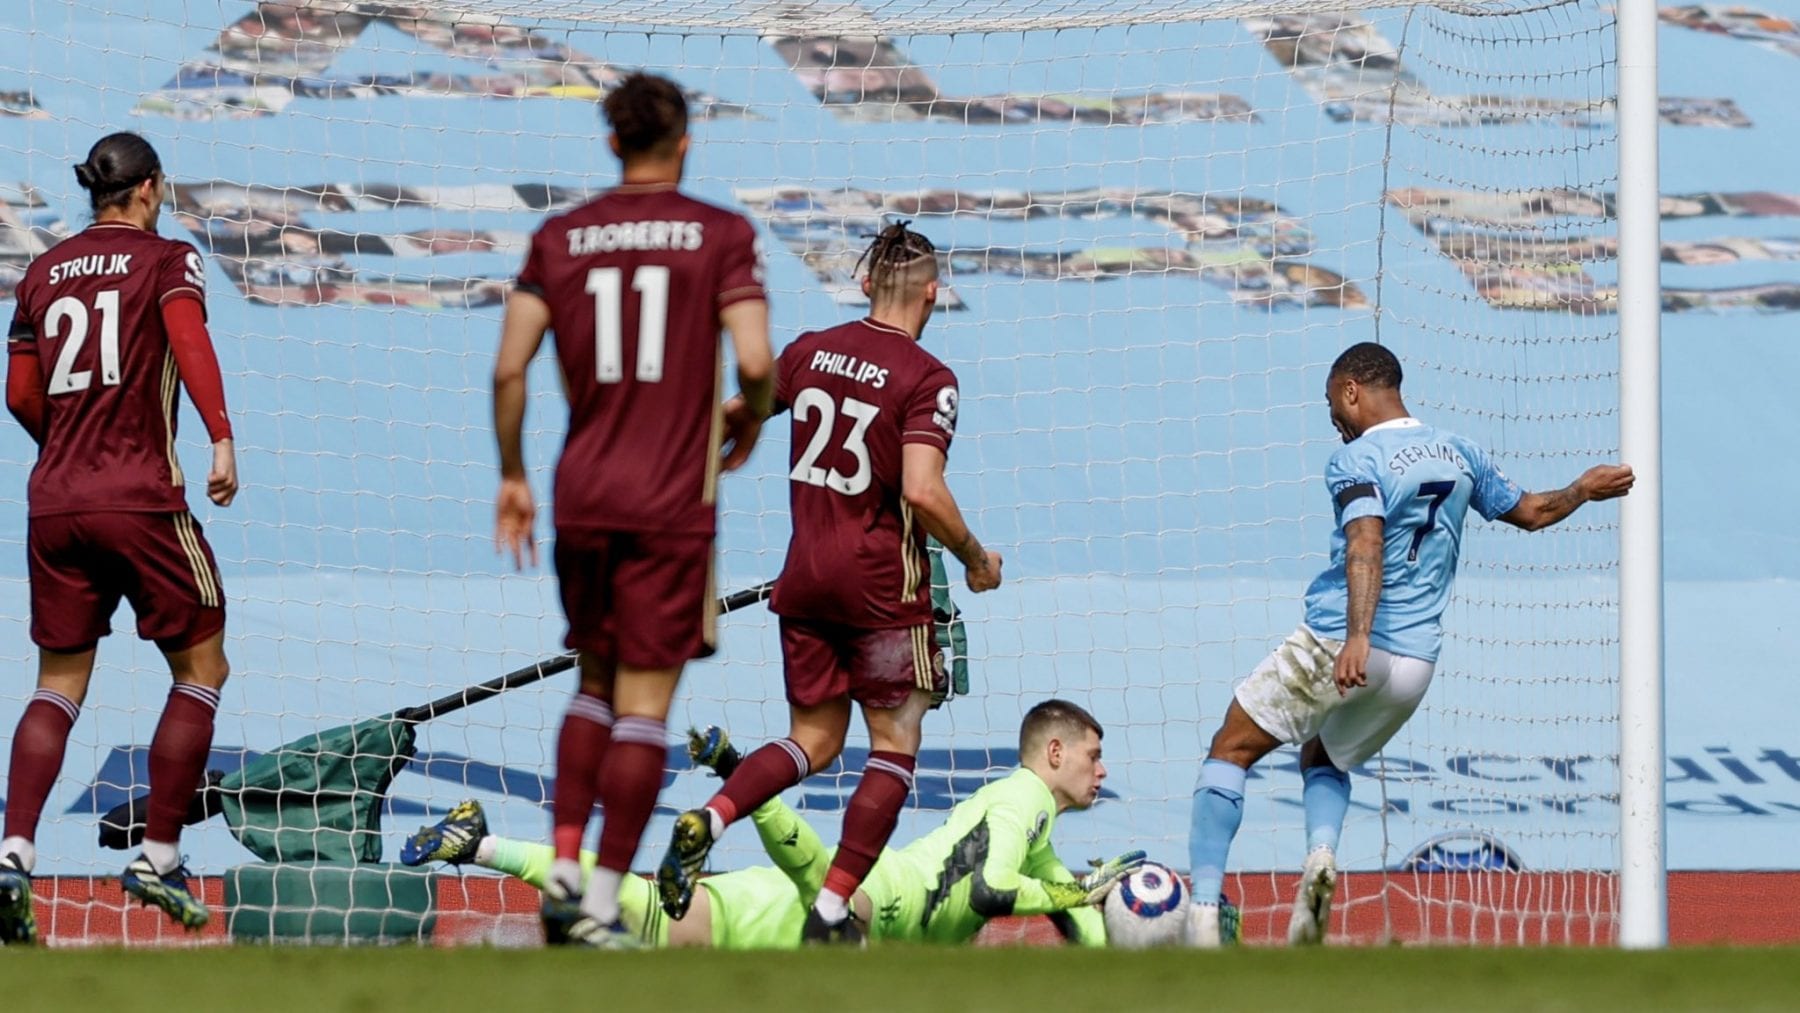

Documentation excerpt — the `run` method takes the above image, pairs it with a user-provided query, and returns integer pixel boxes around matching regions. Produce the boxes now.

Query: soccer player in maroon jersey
[0,133,238,943]
[658,221,1003,943]
[491,73,774,948]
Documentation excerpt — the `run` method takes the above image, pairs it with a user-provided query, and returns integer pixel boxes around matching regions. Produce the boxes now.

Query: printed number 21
[588,265,668,383]
[1408,481,1456,563]
[46,289,122,395]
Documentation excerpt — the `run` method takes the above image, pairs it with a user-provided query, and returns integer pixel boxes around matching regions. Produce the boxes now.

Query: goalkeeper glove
[1076,849,1148,904]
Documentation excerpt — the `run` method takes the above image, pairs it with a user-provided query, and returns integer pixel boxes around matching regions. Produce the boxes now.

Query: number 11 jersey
[769,318,959,629]
[516,183,765,538]
[1303,416,1523,662]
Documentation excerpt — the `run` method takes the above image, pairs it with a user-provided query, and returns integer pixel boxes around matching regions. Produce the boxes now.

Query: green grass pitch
[4,946,1797,1012]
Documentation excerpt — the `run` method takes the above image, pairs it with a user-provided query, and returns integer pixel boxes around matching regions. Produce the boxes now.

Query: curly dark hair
[601,72,688,156]
[1330,341,1403,390]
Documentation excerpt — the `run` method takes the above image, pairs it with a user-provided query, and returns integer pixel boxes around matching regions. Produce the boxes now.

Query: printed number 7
[1408,481,1456,563]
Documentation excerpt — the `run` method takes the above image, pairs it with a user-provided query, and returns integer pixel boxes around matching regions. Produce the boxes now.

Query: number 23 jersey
[769,318,959,629]
[1302,416,1522,663]
[8,223,208,517]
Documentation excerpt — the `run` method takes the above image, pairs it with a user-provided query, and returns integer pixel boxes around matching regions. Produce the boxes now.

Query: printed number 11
[588,265,669,383]
[1409,481,1456,563]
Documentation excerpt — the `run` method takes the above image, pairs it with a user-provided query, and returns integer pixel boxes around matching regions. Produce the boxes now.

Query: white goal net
[0,0,1634,944]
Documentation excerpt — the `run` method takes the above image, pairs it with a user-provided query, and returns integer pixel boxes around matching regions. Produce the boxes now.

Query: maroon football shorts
[28,510,226,653]
[554,529,716,670]
[779,617,945,710]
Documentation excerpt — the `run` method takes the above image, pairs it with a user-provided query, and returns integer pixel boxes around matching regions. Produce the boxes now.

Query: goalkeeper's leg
[658,716,823,919]
[748,794,833,906]
[473,834,688,947]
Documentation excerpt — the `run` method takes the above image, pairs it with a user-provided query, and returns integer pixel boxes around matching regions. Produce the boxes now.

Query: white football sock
[814,887,849,923]
[581,867,623,924]
[0,836,35,874]
[142,839,180,875]
[549,857,585,898]
[473,835,498,866]
[705,806,726,840]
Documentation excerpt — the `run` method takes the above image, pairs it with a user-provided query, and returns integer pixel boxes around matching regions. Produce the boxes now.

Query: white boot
[1185,902,1222,948]
[1287,846,1338,945]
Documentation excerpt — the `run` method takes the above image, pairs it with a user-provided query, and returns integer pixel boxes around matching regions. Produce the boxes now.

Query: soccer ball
[1102,862,1191,949]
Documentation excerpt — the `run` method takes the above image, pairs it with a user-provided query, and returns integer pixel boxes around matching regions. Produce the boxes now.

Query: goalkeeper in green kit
[402,700,1138,947]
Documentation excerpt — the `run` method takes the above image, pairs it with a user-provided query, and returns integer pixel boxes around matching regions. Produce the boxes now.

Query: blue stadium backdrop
[0,0,1794,910]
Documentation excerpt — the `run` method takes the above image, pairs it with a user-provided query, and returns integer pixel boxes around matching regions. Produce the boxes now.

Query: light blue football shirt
[1302,417,1523,662]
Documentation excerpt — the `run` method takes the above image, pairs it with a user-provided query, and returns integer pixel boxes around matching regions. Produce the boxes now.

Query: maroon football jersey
[8,223,209,517]
[768,318,959,629]
[517,183,765,537]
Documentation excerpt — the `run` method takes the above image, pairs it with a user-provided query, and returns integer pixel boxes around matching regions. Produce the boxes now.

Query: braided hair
[856,219,938,305]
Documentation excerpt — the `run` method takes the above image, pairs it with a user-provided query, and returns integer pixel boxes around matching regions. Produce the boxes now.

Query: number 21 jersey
[769,318,959,629]
[1303,416,1523,662]
[8,223,209,517]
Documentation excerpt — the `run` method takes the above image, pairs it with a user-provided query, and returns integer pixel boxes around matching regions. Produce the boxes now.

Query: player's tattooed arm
[903,442,1003,592]
[1335,515,1384,695]
[1500,464,1635,532]
[951,531,991,573]
[1343,516,1384,639]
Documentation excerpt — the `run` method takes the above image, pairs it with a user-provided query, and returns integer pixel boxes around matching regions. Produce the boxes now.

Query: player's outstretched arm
[492,290,550,569]
[902,442,1002,592]
[163,298,238,506]
[960,802,1098,920]
[1500,464,1634,532]
[718,300,773,473]
[1024,840,1137,947]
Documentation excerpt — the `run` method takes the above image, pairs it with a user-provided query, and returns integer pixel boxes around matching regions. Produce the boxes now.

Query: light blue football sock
[1188,759,1248,904]
[1302,764,1351,854]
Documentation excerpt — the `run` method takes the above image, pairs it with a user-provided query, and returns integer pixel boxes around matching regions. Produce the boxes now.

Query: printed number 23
[588,265,668,383]
[1408,481,1456,563]
[790,387,878,496]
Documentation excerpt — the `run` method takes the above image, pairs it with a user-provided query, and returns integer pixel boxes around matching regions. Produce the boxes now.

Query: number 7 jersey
[8,223,209,517]
[1302,416,1523,662]
[768,318,959,629]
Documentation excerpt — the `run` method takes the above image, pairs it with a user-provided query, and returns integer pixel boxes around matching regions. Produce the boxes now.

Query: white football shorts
[1233,625,1437,771]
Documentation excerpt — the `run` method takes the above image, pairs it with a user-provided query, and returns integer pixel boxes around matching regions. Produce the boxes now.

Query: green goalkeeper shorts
[701,865,809,950]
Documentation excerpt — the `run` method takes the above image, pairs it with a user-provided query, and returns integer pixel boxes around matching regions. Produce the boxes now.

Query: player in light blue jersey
[1184,342,1634,947]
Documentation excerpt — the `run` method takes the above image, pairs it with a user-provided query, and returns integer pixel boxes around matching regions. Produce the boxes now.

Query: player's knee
[166,641,230,689]
[789,729,844,772]
[1205,727,1255,766]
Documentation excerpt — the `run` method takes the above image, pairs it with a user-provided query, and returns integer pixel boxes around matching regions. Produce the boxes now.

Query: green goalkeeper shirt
[858,767,1105,946]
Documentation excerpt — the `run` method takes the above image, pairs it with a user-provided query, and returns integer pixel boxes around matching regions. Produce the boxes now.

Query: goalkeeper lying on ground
[402,699,1139,947]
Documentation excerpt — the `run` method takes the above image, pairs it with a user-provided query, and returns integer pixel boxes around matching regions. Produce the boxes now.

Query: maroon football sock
[144,683,219,844]
[594,716,668,873]
[705,738,810,827]
[552,691,613,861]
[3,689,80,841]
[820,751,916,902]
